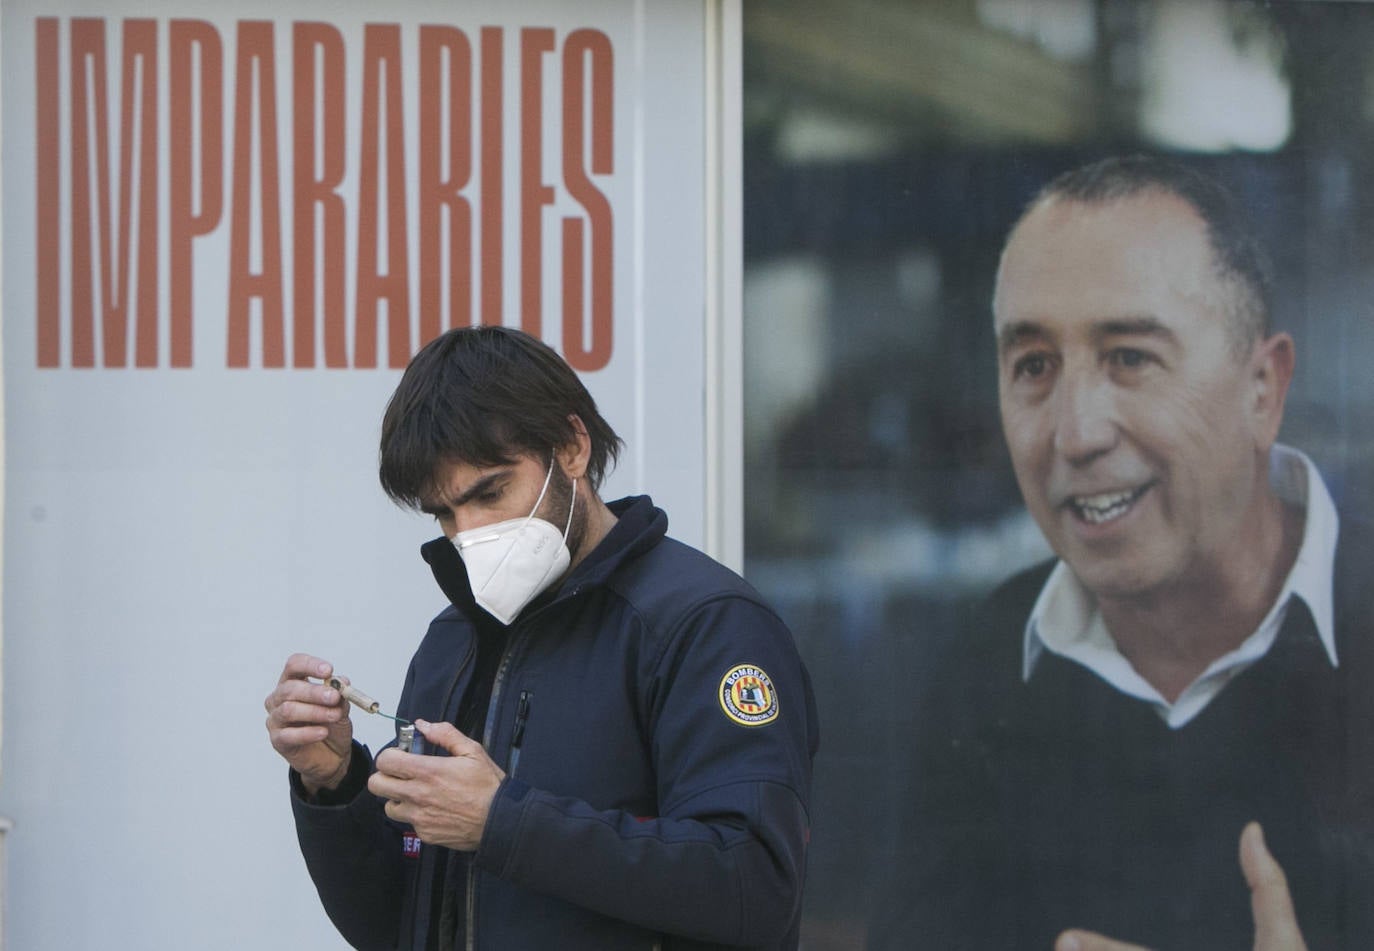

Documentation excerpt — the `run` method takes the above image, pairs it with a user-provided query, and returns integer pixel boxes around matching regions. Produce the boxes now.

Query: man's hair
[379,326,623,509]
[1016,154,1274,349]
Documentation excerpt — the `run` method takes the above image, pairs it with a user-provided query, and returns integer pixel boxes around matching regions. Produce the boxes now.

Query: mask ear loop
[525,453,558,523]
[519,465,577,597]
[533,451,575,541]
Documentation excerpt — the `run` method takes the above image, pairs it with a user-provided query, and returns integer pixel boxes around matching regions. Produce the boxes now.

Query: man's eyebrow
[419,471,507,515]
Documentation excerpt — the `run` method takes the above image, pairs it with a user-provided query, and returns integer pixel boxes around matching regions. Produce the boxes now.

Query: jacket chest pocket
[507,687,533,778]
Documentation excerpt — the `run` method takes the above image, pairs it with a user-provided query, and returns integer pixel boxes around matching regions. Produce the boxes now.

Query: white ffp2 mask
[452,460,576,625]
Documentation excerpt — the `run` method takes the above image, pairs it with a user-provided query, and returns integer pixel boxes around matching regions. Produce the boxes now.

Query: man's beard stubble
[542,463,589,562]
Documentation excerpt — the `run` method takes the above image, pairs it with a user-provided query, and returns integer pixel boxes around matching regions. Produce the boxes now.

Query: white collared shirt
[1021,445,1340,729]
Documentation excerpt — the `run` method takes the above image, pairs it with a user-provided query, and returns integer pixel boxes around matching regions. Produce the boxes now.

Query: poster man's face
[992,192,1276,602]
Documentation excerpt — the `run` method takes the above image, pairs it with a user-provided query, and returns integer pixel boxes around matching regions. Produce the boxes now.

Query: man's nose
[1052,368,1118,465]
[440,510,477,539]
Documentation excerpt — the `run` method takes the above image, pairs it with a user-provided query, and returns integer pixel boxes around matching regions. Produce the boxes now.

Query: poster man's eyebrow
[997,321,1048,353]
[1094,315,1178,343]
[996,316,1180,353]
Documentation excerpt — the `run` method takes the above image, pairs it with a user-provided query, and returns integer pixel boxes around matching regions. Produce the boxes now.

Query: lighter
[397,723,425,755]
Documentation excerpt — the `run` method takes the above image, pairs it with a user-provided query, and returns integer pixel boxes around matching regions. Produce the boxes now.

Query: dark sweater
[874,521,1374,950]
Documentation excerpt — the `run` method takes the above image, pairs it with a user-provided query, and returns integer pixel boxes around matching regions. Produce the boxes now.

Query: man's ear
[1250,331,1294,450]
[557,414,592,480]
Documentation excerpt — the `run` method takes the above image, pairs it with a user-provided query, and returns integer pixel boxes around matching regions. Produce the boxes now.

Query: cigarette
[326,676,380,714]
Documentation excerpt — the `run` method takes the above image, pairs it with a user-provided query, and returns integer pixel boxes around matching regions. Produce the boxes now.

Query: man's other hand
[264,653,354,795]
[370,719,507,852]
[1053,822,1308,951]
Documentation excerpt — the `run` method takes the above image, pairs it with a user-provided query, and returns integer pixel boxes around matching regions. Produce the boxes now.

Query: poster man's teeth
[1073,489,1138,524]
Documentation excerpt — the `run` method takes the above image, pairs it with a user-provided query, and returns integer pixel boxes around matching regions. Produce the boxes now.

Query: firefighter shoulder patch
[718,664,779,726]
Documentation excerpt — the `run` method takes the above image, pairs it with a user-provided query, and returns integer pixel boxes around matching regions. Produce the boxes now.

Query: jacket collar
[420,495,667,620]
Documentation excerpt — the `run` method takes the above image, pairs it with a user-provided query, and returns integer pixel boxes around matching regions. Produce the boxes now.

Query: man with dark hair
[266,326,819,950]
[876,156,1374,949]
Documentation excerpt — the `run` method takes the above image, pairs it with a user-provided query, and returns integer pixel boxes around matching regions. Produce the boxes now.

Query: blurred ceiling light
[1140,0,1291,152]
[976,0,1097,63]
[777,108,904,163]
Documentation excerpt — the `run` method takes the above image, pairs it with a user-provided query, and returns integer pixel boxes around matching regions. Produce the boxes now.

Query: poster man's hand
[1238,822,1307,950]
[1053,823,1307,951]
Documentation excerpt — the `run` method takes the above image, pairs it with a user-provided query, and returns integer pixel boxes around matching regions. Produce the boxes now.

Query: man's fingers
[280,653,333,685]
[265,677,344,719]
[270,722,334,748]
[1055,929,1151,951]
[414,719,480,756]
[271,696,345,726]
[1239,822,1308,950]
[267,656,340,712]
[369,757,424,800]
[383,798,408,824]
[374,747,428,782]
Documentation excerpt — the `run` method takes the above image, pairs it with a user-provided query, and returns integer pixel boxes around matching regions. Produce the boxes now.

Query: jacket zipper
[466,623,531,951]
[508,690,532,778]
[418,641,476,951]
[461,587,588,950]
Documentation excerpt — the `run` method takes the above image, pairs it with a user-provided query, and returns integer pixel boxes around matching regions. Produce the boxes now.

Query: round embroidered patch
[718,665,779,726]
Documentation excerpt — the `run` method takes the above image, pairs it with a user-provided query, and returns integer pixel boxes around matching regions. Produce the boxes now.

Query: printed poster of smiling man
[740,2,1374,947]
